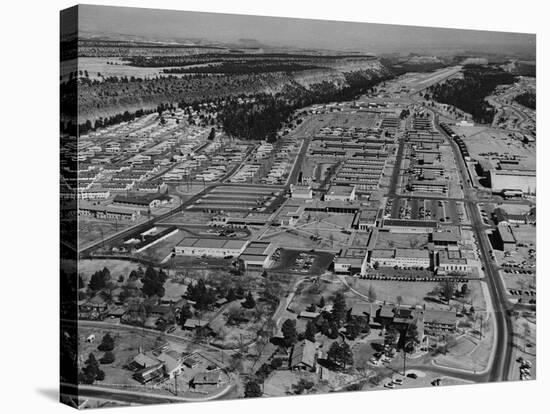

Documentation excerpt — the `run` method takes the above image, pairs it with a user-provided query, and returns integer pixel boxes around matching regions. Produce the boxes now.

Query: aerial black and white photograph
[58,3,536,409]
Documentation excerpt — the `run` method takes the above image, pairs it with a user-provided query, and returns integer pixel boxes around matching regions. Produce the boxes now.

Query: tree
[439,279,456,303]
[292,378,315,394]
[404,323,420,352]
[396,296,403,307]
[208,127,216,140]
[97,333,115,352]
[270,358,283,369]
[318,296,326,308]
[226,288,237,302]
[141,266,167,298]
[385,327,398,347]
[235,285,245,299]
[244,380,262,398]
[100,351,115,364]
[187,279,216,310]
[242,291,256,309]
[346,319,361,340]
[255,363,273,381]
[179,304,193,328]
[88,267,110,291]
[331,292,347,327]
[327,341,354,370]
[367,285,377,302]
[306,303,317,312]
[281,319,298,347]
[372,261,380,270]
[304,320,318,342]
[79,353,104,384]
[227,354,243,373]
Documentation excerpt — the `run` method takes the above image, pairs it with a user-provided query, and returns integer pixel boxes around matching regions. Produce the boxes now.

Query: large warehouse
[490,164,536,194]
[174,238,249,258]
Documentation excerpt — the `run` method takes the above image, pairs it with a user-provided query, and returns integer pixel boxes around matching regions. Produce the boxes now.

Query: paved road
[61,381,235,405]
[433,112,514,382]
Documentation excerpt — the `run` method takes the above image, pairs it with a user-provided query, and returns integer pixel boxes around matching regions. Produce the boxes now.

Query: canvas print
[60,4,536,409]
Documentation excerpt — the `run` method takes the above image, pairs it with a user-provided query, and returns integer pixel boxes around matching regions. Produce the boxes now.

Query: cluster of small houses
[128,346,227,389]
[258,302,459,374]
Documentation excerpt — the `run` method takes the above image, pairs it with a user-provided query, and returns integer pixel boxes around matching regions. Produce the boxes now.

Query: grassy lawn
[78,326,158,386]
[374,232,430,250]
[345,278,486,311]
[78,259,141,282]
[78,218,135,246]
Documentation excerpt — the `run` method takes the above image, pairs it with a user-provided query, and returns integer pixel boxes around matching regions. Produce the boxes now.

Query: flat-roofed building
[369,248,431,269]
[355,209,379,231]
[174,237,248,258]
[410,179,448,194]
[290,184,313,200]
[334,247,368,274]
[490,164,536,194]
[382,219,438,233]
[324,185,357,202]
[431,230,460,248]
[436,249,472,275]
[238,241,277,271]
[495,226,516,251]
[78,203,140,221]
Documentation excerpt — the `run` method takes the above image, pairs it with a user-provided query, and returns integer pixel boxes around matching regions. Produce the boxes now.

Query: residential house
[289,339,317,371]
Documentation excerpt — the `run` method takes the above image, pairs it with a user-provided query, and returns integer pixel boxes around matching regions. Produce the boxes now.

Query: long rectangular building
[174,238,249,258]
[369,248,431,269]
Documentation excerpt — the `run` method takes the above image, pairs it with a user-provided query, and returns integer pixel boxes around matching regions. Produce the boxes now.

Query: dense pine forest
[426,65,517,124]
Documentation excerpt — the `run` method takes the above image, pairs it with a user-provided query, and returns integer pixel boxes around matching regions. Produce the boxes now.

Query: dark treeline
[163,61,323,75]
[217,70,390,141]
[381,59,447,76]
[426,65,517,124]
[512,62,536,77]
[72,108,156,136]
[514,92,536,110]
[218,95,295,142]
[72,69,389,139]
[128,53,375,68]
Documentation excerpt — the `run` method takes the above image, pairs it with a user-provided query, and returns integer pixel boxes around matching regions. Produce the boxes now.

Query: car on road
[392,378,404,385]
[384,382,395,389]
[166,326,176,334]
[406,373,418,379]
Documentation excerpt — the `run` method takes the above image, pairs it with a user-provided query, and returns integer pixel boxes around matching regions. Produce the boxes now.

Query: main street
[432,111,514,382]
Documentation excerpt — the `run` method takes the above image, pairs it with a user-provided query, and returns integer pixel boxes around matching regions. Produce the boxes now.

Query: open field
[374,231,429,250]
[454,126,536,168]
[62,58,170,81]
[78,217,138,246]
[345,278,486,310]
[78,259,141,281]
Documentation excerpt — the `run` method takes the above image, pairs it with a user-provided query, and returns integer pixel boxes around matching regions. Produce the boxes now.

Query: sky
[74,4,535,57]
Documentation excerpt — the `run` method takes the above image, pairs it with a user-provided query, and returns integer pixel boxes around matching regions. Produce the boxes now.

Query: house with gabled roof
[290,339,317,371]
